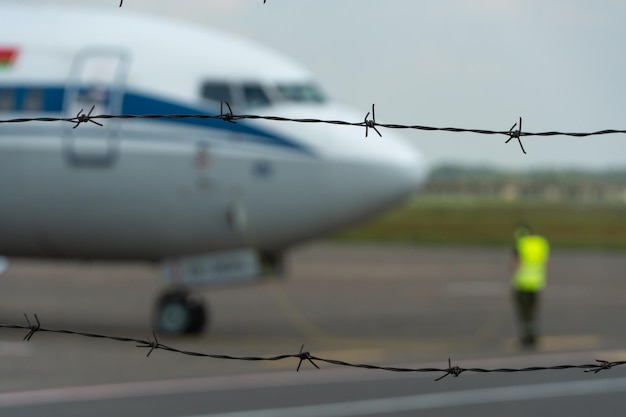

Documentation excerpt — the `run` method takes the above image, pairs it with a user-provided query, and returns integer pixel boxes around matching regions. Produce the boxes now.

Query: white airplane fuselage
[0,5,428,263]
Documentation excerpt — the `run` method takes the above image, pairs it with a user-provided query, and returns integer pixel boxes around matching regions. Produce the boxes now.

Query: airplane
[0,4,428,334]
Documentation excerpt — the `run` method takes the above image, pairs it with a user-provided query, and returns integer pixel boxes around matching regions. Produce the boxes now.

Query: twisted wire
[1,314,624,381]
[3,104,626,155]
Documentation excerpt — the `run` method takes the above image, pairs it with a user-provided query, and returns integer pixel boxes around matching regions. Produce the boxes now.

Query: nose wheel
[154,289,207,335]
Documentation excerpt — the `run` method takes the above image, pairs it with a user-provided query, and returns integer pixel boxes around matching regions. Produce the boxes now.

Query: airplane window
[277,84,325,103]
[200,82,232,104]
[23,89,43,111]
[243,84,271,108]
[0,89,14,111]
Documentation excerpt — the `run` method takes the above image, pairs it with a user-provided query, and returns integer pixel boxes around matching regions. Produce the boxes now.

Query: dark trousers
[513,290,540,347]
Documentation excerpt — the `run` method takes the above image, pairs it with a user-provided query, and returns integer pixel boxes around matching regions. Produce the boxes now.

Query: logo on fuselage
[0,47,18,69]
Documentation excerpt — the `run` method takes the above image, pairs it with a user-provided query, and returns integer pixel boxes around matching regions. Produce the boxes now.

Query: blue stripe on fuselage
[121,92,310,153]
[0,85,65,112]
[0,84,313,155]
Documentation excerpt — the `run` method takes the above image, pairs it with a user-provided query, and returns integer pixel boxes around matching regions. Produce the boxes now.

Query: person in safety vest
[511,223,549,348]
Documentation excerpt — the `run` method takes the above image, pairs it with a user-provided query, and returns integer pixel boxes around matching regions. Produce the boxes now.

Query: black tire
[154,290,207,335]
[185,296,207,334]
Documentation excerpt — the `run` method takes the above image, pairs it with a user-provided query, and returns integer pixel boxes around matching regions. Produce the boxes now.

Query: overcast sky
[11,0,626,170]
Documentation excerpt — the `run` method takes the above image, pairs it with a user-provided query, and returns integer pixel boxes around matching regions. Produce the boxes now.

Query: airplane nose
[256,101,428,231]
[327,130,428,227]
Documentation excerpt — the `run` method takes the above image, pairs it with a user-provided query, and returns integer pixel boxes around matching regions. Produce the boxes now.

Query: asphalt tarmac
[1,242,626,416]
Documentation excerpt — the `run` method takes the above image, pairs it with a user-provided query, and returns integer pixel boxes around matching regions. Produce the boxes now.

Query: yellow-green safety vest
[512,235,549,291]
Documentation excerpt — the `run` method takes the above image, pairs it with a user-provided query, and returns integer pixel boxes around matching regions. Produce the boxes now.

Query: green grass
[334,196,626,249]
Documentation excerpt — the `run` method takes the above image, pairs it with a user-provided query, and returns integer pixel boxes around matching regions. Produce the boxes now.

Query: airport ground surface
[1,242,626,416]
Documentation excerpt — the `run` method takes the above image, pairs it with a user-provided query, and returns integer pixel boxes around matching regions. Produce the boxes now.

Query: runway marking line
[182,376,626,417]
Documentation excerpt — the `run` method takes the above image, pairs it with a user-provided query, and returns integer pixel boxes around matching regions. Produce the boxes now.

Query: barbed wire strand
[118,1,267,6]
[3,104,626,155]
[1,314,625,381]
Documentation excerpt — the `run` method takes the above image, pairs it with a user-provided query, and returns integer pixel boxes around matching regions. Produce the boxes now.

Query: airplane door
[63,48,131,167]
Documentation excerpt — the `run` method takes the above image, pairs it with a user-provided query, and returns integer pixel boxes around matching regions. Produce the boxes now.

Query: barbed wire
[118,0,267,6]
[1,314,625,381]
[3,104,626,154]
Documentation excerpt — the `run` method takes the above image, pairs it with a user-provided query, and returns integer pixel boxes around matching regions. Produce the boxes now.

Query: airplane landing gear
[155,248,267,335]
[153,289,207,335]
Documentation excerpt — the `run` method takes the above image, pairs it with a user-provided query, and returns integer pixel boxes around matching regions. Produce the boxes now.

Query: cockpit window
[243,84,271,108]
[201,82,232,104]
[200,81,325,109]
[277,84,325,103]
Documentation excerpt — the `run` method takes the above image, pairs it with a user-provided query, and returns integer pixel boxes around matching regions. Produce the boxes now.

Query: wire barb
[120,1,266,6]
[435,358,464,381]
[296,344,319,372]
[363,104,382,138]
[136,331,167,357]
[585,359,616,374]
[72,105,104,129]
[505,117,526,154]
[22,313,42,341]
[219,101,237,124]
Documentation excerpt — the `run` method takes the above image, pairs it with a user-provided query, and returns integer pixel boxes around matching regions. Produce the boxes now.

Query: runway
[1,242,626,416]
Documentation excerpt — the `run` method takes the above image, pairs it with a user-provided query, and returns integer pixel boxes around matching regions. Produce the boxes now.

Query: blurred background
[2,1,626,415]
